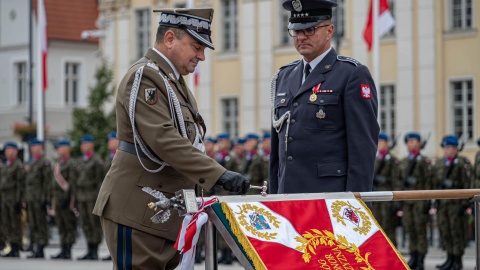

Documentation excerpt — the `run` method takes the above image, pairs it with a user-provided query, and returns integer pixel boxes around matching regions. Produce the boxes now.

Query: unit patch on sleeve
[360,84,372,99]
[145,88,158,105]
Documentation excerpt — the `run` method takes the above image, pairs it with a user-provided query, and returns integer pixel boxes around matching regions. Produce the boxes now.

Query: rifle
[458,133,466,152]
[420,132,431,150]
[389,133,400,150]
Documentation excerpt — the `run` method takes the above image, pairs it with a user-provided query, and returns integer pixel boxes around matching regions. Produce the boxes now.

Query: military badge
[168,73,176,80]
[316,107,326,119]
[360,84,371,99]
[292,0,302,12]
[309,93,317,102]
[145,88,158,105]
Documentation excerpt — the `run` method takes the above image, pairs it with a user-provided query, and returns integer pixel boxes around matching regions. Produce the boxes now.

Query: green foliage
[69,62,116,158]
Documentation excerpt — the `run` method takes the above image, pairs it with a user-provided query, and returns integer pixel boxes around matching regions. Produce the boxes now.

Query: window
[451,80,474,140]
[451,0,473,30]
[221,97,238,137]
[279,9,292,46]
[15,62,28,105]
[64,62,80,106]
[136,8,151,59]
[332,0,345,38]
[221,0,238,51]
[384,0,396,36]
[379,85,396,136]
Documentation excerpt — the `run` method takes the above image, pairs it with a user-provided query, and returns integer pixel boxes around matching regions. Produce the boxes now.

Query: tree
[69,62,116,157]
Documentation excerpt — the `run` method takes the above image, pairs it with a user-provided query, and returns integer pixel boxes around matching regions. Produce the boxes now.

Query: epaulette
[337,55,361,66]
[146,62,160,71]
[279,59,301,71]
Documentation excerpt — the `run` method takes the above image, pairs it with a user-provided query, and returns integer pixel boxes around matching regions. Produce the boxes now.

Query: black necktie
[304,63,311,80]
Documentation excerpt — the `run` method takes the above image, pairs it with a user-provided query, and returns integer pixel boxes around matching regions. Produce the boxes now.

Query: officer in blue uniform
[270,0,379,194]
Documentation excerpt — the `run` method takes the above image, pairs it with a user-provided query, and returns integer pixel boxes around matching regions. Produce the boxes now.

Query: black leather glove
[217,170,250,195]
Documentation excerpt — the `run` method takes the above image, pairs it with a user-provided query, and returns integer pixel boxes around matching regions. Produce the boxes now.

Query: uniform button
[288,137,293,142]
[293,102,298,107]
[337,170,342,174]
[199,178,205,184]
[291,119,296,124]
[158,184,163,188]
[287,156,293,161]
[320,100,324,103]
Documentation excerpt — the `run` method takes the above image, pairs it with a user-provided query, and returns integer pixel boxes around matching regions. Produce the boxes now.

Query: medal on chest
[309,83,320,102]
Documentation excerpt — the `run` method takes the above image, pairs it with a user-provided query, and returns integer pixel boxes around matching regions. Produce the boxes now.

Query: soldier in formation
[399,132,433,270]
[75,135,104,260]
[50,139,77,260]
[24,138,52,258]
[433,135,472,270]
[0,142,25,257]
[371,133,400,246]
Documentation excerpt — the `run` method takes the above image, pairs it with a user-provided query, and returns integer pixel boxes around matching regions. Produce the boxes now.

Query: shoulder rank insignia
[279,59,302,71]
[145,88,158,105]
[337,55,361,66]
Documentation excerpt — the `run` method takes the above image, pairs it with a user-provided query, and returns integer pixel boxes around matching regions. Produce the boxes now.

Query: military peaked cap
[154,8,215,50]
[283,0,337,30]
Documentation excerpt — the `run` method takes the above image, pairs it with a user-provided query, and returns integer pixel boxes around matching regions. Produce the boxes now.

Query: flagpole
[28,0,34,126]
[186,0,196,96]
[372,0,381,124]
[36,0,45,140]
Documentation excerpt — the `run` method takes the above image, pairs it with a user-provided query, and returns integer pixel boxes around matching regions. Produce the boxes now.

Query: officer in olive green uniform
[24,138,52,258]
[50,139,77,260]
[371,133,400,246]
[0,142,26,257]
[433,135,472,270]
[75,135,104,260]
[93,9,249,269]
[399,132,432,270]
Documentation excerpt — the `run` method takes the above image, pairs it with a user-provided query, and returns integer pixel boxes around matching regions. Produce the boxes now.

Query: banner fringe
[221,202,268,270]
[356,199,410,268]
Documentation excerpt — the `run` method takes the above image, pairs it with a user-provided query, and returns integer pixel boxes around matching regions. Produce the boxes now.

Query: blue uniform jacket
[269,48,379,194]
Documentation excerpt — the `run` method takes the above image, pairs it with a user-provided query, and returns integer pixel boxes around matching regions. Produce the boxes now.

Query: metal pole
[204,219,217,270]
[28,0,33,125]
[472,195,480,269]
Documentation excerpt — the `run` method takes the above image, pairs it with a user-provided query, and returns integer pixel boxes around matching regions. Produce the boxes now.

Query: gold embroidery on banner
[295,229,374,269]
[331,200,372,236]
[235,203,280,240]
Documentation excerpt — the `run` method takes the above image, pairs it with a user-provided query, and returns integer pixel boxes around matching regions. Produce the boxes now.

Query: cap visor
[288,21,324,31]
[185,29,215,50]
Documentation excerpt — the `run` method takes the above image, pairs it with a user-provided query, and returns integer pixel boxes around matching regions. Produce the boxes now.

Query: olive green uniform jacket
[93,48,225,241]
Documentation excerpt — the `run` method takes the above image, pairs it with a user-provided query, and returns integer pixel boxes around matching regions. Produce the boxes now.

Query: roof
[34,0,99,43]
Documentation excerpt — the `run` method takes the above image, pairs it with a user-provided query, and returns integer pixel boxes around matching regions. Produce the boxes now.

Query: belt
[118,140,150,159]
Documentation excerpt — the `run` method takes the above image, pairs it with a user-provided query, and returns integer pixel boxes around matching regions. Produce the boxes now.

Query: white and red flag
[220,199,408,269]
[363,0,395,51]
[38,0,48,91]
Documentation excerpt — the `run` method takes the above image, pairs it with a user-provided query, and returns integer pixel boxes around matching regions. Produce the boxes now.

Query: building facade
[98,0,479,159]
[0,0,100,149]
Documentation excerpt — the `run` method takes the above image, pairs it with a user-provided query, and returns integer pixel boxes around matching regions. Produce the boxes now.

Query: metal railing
[203,189,480,270]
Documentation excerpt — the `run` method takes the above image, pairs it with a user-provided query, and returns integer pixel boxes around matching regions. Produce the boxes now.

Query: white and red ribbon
[174,197,218,270]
